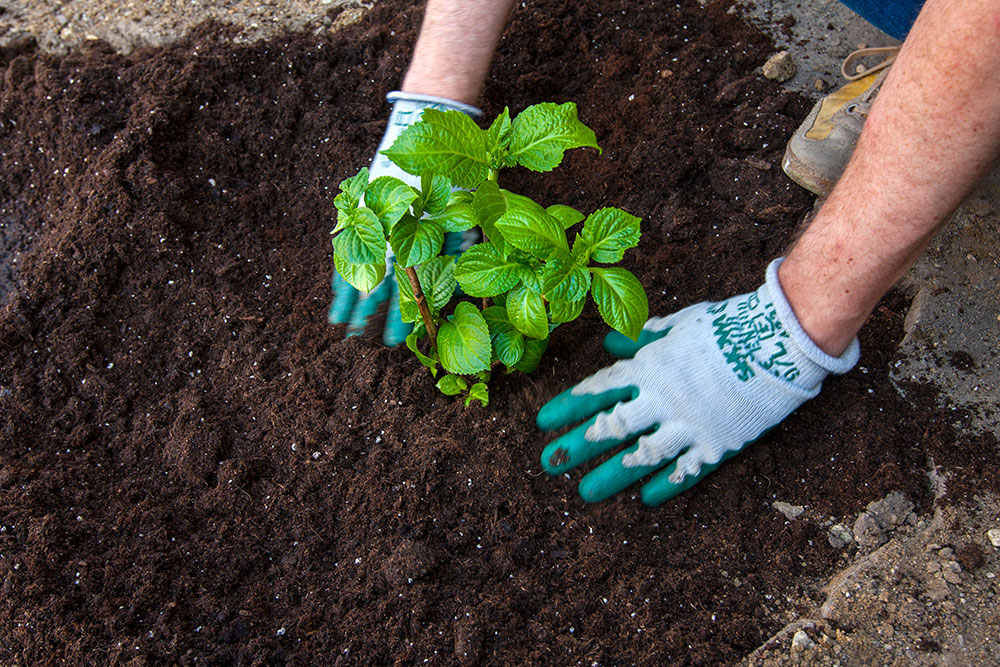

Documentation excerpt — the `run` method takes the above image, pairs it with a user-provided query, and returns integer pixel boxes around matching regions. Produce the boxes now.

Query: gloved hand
[328,91,483,346]
[537,258,860,506]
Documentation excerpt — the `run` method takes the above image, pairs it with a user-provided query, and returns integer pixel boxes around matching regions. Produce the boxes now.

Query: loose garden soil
[1,0,998,664]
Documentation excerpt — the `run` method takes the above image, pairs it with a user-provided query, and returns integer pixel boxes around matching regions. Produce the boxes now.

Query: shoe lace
[839,46,900,116]
[841,46,901,81]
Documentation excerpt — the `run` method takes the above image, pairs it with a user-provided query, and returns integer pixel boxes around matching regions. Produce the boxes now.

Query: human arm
[537,0,1000,504]
[402,0,517,106]
[780,0,1000,356]
[329,0,516,344]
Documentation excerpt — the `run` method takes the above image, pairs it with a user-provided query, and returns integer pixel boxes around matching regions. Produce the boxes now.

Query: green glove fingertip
[578,446,663,503]
[536,386,637,431]
[329,272,358,325]
[382,279,412,347]
[346,275,393,337]
[639,447,744,506]
[603,328,671,358]
[541,416,617,474]
[442,231,466,255]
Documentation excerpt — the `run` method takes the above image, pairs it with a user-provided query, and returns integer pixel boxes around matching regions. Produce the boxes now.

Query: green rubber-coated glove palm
[537,259,860,506]
[328,92,482,346]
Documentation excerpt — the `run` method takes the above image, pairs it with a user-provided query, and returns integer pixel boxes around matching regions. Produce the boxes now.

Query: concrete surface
[737,0,898,99]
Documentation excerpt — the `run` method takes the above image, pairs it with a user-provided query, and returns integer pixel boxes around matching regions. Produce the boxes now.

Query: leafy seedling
[331,102,648,406]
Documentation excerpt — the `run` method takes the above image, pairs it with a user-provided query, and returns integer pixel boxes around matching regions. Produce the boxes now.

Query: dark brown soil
[0,0,996,664]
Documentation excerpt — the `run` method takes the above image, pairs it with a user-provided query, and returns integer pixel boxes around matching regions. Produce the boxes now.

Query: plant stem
[404,266,437,347]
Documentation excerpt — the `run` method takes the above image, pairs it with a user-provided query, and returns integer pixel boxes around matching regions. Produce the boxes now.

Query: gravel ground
[3,1,1000,664]
[0,0,367,55]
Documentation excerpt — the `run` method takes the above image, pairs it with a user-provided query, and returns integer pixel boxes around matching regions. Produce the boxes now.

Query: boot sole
[781,144,836,197]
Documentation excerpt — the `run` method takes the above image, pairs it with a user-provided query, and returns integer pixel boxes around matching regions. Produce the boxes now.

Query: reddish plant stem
[404,266,437,348]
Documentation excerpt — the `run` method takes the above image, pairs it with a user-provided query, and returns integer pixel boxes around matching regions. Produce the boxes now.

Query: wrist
[765,258,861,378]
[775,254,870,358]
[398,69,484,108]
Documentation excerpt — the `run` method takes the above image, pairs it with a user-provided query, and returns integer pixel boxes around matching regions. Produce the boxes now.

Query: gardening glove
[328,91,483,346]
[537,258,860,506]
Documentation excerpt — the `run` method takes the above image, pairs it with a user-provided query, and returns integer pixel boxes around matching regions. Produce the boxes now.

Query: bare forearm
[780,0,1000,355]
[401,0,517,105]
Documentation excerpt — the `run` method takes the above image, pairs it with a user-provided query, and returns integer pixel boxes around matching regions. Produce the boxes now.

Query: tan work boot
[782,46,900,196]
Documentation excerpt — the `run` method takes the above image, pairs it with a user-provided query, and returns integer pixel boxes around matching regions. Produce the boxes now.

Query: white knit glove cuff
[384,91,483,119]
[764,257,860,387]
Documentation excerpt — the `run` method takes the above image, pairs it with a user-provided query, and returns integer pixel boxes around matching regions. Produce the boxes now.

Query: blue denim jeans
[838,0,925,40]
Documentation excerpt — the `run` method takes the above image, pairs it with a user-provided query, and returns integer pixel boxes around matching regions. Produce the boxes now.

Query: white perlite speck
[987,528,1000,548]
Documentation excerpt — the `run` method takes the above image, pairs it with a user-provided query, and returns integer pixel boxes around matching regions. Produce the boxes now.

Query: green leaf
[454,243,530,297]
[513,337,548,373]
[472,182,550,257]
[487,107,514,168]
[516,253,545,294]
[406,331,439,377]
[571,236,593,265]
[364,176,419,235]
[590,267,648,341]
[471,180,507,226]
[549,297,586,324]
[437,302,492,375]
[541,248,591,302]
[390,217,445,268]
[508,102,600,172]
[546,204,585,229]
[475,370,492,383]
[449,190,474,207]
[495,208,569,260]
[429,190,478,233]
[493,330,525,367]
[436,374,468,395]
[340,167,369,199]
[506,284,549,340]
[472,181,509,256]
[333,251,386,293]
[580,207,642,263]
[417,254,457,311]
[526,266,545,294]
[332,208,386,264]
[482,306,514,335]
[382,108,490,189]
[334,168,369,227]
[420,172,451,216]
[333,202,353,235]
[465,383,489,408]
[394,263,420,324]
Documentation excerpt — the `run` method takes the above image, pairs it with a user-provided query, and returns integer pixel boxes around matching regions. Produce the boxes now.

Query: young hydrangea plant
[331,102,648,406]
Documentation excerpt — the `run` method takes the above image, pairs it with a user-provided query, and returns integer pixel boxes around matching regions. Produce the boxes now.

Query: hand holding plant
[330,102,648,405]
